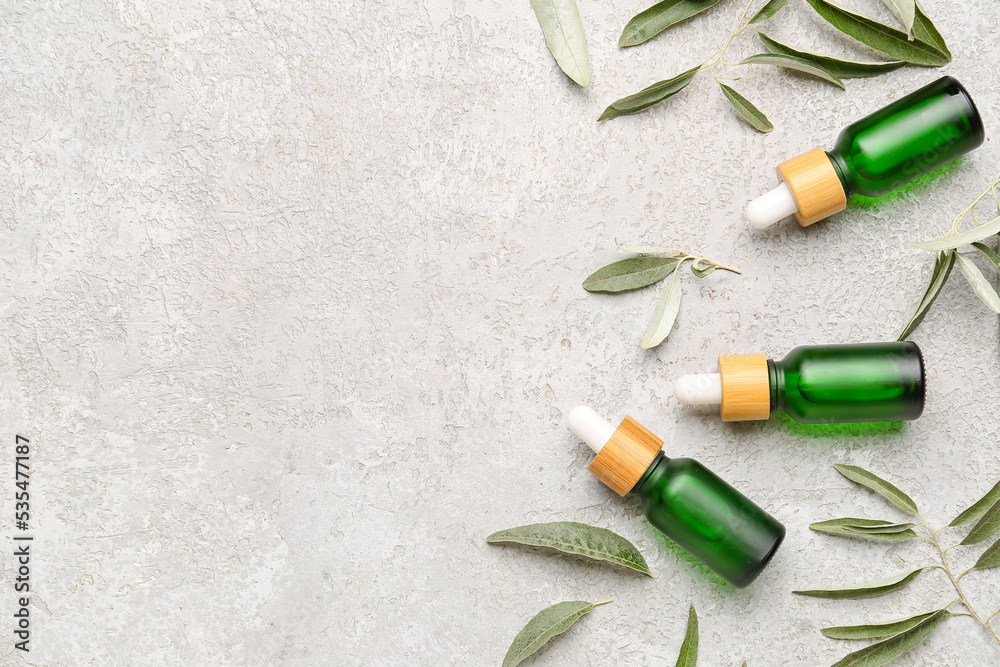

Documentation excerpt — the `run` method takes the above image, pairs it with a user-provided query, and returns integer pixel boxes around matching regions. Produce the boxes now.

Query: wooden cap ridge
[718,354,771,422]
[587,416,662,496]
[776,147,847,226]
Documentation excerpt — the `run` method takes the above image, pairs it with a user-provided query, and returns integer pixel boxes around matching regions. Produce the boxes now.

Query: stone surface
[1,0,999,664]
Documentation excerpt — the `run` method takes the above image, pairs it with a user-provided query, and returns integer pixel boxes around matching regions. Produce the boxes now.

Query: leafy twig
[583,245,740,349]
[899,176,1000,340]
[918,511,1000,646]
[798,464,1000,665]
[601,0,950,129]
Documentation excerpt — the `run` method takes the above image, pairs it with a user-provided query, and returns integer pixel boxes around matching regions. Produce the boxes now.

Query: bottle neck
[632,451,667,497]
[825,148,856,198]
[767,358,783,414]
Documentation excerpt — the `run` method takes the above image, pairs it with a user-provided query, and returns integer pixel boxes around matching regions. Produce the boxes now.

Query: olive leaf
[960,497,1000,546]
[843,523,916,534]
[973,539,1000,570]
[897,250,955,341]
[810,518,919,541]
[582,256,683,293]
[641,264,683,349]
[972,242,1000,274]
[829,609,951,667]
[909,216,1000,250]
[502,600,610,667]
[757,32,904,78]
[834,464,919,514]
[951,480,1000,527]
[748,0,786,24]
[718,83,773,133]
[739,53,845,89]
[674,605,698,667]
[954,252,1000,314]
[793,568,926,599]
[912,1,950,59]
[599,66,700,121]
[822,611,937,640]
[880,0,915,37]
[619,0,726,48]
[530,0,590,86]
[804,0,949,66]
[584,247,738,347]
[486,521,654,577]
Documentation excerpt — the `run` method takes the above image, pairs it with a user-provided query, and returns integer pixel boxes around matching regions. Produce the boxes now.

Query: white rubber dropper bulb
[674,373,723,405]
[745,181,798,229]
[567,405,616,454]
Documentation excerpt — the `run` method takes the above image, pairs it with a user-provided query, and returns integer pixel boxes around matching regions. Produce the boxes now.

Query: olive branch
[797,464,1000,666]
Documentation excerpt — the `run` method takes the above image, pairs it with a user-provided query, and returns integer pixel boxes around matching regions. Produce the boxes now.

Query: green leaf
[619,0,726,48]
[961,497,1000,545]
[843,522,916,534]
[810,517,916,530]
[599,66,700,121]
[910,216,1000,250]
[486,521,653,576]
[583,256,683,293]
[973,538,1000,570]
[502,600,610,667]
[810,517,918,541]
[749,0,786,24]
[912,2,950,59]
[972,242,1000,274]
[803,0,949,67]
[530,0,591,86]
[829,609,950,667]
[739,53,845,89]
[674,605,698,667]
[880,0,915,36]
[641,264,683,348]
[951,479,1000,527]
[718,83,773,132]
[955,252,1000,314]
[757,32,905,78]
[822,611,937,640]
[897,250,955,341]
[793,568,926,599]
[834,464,919,514]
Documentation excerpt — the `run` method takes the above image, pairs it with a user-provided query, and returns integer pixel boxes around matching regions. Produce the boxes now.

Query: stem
[919,512,1000,646]
[704,0,758,84]
[593,599,613,606]
[692,256,742,274]
[616,243,742,275]
[947,176,1000,237]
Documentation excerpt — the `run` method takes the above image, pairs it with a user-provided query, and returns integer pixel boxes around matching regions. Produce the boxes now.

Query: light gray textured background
[1,0,999,665]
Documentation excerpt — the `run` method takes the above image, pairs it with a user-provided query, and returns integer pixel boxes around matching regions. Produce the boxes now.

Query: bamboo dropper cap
[568,407,662,496]
[746,148,848,228]
[776,147,848,226]
[718,354,771,422]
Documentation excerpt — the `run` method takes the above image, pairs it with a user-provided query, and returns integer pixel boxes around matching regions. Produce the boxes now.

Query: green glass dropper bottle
[746,76,985,229]
[674,341,925,424]
[567,406,785,588]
